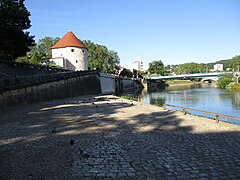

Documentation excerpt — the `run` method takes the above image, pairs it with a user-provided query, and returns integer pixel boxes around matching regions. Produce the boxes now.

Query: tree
[148,60,164,75]
[38,37,60,59]
[83,40,120,73]
[217,73,234,89]
[0,0,34,61]
[119,68,133,78]
[230,55,240,71]
[16,37,60,64]
[175,62,205,74]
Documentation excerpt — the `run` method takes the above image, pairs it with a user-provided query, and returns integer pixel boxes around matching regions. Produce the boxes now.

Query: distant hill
[205,59,232,69]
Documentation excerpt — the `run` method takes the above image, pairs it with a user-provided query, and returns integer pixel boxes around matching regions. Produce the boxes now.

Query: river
[127,83,240,125]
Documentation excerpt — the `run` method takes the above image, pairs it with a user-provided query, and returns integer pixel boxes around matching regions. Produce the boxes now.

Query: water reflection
[234,92,240,107]
[150,97,165,107]
[124,83,240,125]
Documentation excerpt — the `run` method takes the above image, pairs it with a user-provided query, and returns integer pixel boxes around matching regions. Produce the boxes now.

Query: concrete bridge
[149,72,229,82]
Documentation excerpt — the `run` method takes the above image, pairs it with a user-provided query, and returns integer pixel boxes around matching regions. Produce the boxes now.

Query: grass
[167,80,195,85]
[226,83,240,91]
[120,95,137,101]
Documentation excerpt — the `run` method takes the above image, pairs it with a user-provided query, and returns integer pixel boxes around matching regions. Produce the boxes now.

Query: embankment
[0,71,143,109]
[0,71,101,110]
[100,73,143,95]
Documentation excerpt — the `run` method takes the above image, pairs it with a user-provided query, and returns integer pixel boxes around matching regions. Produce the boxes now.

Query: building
[132,61,144,71]
[213,64,223,71]
[50,31,88,71]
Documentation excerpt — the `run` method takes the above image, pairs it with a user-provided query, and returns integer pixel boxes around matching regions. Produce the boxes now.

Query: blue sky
[25,0,240,69]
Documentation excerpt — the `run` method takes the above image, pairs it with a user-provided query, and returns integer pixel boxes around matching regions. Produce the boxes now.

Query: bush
[120,68,133,78]
[217,78,233,88]
[217,73,234,89]
[226,83,240,91]
[16,56,30,63]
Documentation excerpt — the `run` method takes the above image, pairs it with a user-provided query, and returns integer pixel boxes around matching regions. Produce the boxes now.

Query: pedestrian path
[0,95,239,179]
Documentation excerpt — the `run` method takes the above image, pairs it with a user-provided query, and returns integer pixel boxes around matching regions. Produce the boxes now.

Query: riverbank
[1,95,240,179]
[167,80,201,86]
[227,82,240,91]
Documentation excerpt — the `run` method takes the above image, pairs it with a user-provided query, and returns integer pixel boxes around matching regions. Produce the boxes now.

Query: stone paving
[0,95,240,179]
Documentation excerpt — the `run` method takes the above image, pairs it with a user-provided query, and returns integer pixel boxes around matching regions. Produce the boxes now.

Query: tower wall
[51,47,88,71]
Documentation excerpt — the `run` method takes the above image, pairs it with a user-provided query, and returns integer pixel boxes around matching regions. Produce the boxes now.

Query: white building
[214,64,223,71]
[132,61,144,71]
[50,31,88,71]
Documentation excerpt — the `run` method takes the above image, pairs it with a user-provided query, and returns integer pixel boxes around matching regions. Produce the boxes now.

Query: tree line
[148,56,240,76]
[16,37,120,73]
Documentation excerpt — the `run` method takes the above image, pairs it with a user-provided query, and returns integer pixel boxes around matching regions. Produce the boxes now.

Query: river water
[129,83,240,125]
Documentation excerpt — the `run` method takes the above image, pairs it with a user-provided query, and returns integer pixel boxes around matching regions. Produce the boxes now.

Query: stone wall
[100,74,144,96]
[0,71,144,110]
[0,71,101,109]
[100,73,115,95]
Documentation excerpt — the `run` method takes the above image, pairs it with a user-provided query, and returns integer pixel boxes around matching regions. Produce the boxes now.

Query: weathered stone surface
[0,95,240,179]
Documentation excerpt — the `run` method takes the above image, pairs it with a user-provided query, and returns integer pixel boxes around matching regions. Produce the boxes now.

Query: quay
[0,95,240,179]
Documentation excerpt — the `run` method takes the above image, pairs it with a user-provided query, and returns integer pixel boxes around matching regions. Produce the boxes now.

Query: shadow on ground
[0,95,240,179]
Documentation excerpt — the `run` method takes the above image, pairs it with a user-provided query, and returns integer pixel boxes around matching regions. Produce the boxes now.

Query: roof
[51,31,86,49]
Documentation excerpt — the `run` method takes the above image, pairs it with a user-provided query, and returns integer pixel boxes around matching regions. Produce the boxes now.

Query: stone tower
[51,31,88,71]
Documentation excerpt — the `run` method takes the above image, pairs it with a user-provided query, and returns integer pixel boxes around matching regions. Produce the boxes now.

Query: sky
[25,0,240,69]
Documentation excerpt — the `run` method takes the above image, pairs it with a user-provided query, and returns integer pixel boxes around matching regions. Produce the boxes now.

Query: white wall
[132,61,144,71]
[51,47,88,71]
[50,57,64,67]
[100,73,115,95]
[52,48,66,58]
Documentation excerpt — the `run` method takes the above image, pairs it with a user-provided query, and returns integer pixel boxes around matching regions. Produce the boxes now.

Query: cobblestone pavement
[0,95,240,179]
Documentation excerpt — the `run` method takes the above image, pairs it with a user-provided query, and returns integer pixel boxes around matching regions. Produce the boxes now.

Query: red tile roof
[51,31,86,49]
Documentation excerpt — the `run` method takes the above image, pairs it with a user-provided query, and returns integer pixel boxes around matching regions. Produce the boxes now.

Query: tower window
[71,49,74,52]
[76,60,78,63]
[82,49,85,53]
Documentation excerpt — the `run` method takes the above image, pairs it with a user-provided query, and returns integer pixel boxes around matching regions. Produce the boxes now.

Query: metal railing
[163,103,240,123]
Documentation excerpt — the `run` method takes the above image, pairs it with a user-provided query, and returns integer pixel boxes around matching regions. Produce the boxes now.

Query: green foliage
[17,37,60,65]
[150,97,165,106]
[120,96,137,101]
[16,56,30,63]
[48,63,60,68]
[167,80,193,85]
[174,62,206,74]
[29,37,59,62]
[226,82,240,91]
[82,40,120,73]
[38,37,60,59]
[218,78,233,89]
[230,55,240,71]
[199,55,240,71]
[119,68,133,77]
[0,0,34,60]
[166,55,240,74]
[217,73,234,89]
[218,73,233,79]
[137,70,145,78]
[148,60,164,75]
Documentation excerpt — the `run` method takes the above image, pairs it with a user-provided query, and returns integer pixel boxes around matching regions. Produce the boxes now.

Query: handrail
[163,103,240,123]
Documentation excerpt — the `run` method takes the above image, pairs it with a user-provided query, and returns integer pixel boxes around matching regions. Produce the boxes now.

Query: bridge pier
[146,80,167,91]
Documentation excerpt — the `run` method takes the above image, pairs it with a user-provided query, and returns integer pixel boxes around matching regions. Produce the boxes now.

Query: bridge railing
[163,103,240,124]
[149,72,233,80]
